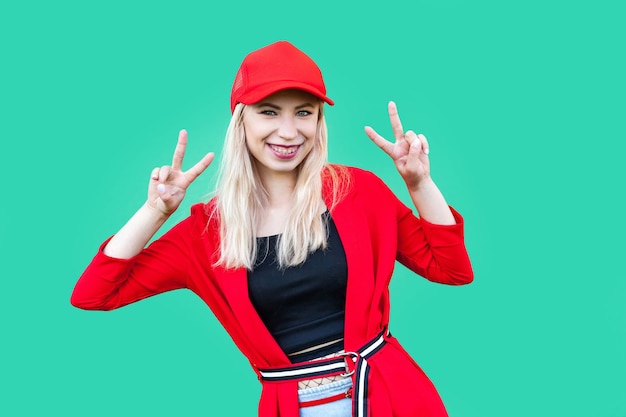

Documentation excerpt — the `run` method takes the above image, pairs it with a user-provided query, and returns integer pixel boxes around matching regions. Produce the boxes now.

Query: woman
[71,41,473,417]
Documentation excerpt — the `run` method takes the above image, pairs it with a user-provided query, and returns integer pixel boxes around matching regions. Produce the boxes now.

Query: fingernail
[424,148,430,155]
[157,184,166,194]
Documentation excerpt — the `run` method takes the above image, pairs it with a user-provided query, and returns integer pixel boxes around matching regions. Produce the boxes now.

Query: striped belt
[258,329,388,417]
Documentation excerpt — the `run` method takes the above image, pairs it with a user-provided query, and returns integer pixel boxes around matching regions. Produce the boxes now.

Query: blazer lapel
[325,183,375,350]
[214,266,291,366]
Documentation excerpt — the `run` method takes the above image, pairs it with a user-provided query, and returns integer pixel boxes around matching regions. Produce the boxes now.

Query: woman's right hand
[147,129,215,216]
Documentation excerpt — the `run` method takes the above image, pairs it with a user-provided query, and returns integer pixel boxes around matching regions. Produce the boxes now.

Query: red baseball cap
[230,41,334,113]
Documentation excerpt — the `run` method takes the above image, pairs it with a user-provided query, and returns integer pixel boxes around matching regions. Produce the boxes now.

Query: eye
[259,109,277,116]
[296,110,313,117]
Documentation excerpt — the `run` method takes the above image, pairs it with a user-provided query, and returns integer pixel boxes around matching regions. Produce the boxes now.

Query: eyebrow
[255,102,316,110]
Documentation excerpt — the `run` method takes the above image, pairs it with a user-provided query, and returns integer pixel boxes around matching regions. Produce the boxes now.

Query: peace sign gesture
[147,129,215,215]
[365,102,431,191]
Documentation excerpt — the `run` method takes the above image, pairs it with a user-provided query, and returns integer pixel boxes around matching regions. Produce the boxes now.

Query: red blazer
[71,166,474,417]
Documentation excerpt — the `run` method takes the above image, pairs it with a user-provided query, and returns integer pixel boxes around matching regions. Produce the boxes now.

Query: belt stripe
[354,332,385,417]
[259,359,346,380]
[354,359,370,417]
[257,329,388,417]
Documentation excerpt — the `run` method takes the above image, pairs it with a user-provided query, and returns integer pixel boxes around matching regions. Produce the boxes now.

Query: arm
[395,202,474,285]
[365,101,454,225]
[71,213,198,310]
[71,130,215,309]
[364,102,473,284]
[104,129,214,259]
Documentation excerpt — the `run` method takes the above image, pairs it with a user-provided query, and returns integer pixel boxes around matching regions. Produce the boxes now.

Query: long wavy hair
[212,102,350,270]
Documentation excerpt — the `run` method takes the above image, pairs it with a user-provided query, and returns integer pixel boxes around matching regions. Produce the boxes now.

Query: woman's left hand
[365,101,431,191]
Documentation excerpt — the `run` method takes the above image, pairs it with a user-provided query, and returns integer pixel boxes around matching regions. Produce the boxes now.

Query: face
[243,89,321,180]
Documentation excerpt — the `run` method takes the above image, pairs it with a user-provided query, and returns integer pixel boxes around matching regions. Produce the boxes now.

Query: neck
[254,169,297,237]
[258,169,297,208]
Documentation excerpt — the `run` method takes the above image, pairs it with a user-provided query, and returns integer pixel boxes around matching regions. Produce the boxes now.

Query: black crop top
[247,213,348,363]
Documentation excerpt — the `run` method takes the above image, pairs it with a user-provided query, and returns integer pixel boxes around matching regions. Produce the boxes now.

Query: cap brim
[237,81,334,107]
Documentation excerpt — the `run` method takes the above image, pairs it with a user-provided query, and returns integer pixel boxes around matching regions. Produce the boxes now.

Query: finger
[157,183,176,203]
[171,129,188,171]
[418,133,430,155]
[406,130,423,157]
[158,165,171,182]
[150,167,159,181]
[388,101,405,142]
[364,126,394,157]
[184,152,215,183]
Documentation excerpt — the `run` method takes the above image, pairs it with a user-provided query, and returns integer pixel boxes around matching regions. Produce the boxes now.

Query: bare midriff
[288,338,349,390]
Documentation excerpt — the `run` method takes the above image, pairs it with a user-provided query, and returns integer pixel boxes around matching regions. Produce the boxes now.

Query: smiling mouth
[268,144,300,156]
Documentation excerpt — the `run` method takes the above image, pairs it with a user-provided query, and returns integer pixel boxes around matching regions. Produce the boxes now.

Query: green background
[2,0,625,415]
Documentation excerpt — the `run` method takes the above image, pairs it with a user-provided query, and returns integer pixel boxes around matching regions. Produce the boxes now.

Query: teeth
[269,145,297,155]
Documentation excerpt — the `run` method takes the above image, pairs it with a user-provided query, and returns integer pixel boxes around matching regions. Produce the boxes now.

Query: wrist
[142,201,171,223]
[406,176,435,194]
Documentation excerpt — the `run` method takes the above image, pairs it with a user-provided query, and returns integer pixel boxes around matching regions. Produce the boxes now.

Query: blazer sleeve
[352,167,473,285]
[396,201,474,285]
[70,207,202,310]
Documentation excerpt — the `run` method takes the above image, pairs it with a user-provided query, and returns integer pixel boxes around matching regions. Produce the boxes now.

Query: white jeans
[298,378,353,417]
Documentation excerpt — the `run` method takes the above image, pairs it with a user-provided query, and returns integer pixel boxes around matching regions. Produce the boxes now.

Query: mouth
[268,144,301,159]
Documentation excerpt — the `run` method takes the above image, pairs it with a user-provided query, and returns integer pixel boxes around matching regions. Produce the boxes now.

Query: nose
[277,115,298,140]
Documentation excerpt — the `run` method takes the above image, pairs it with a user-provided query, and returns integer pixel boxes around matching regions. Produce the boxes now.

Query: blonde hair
[212,102,349,270]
